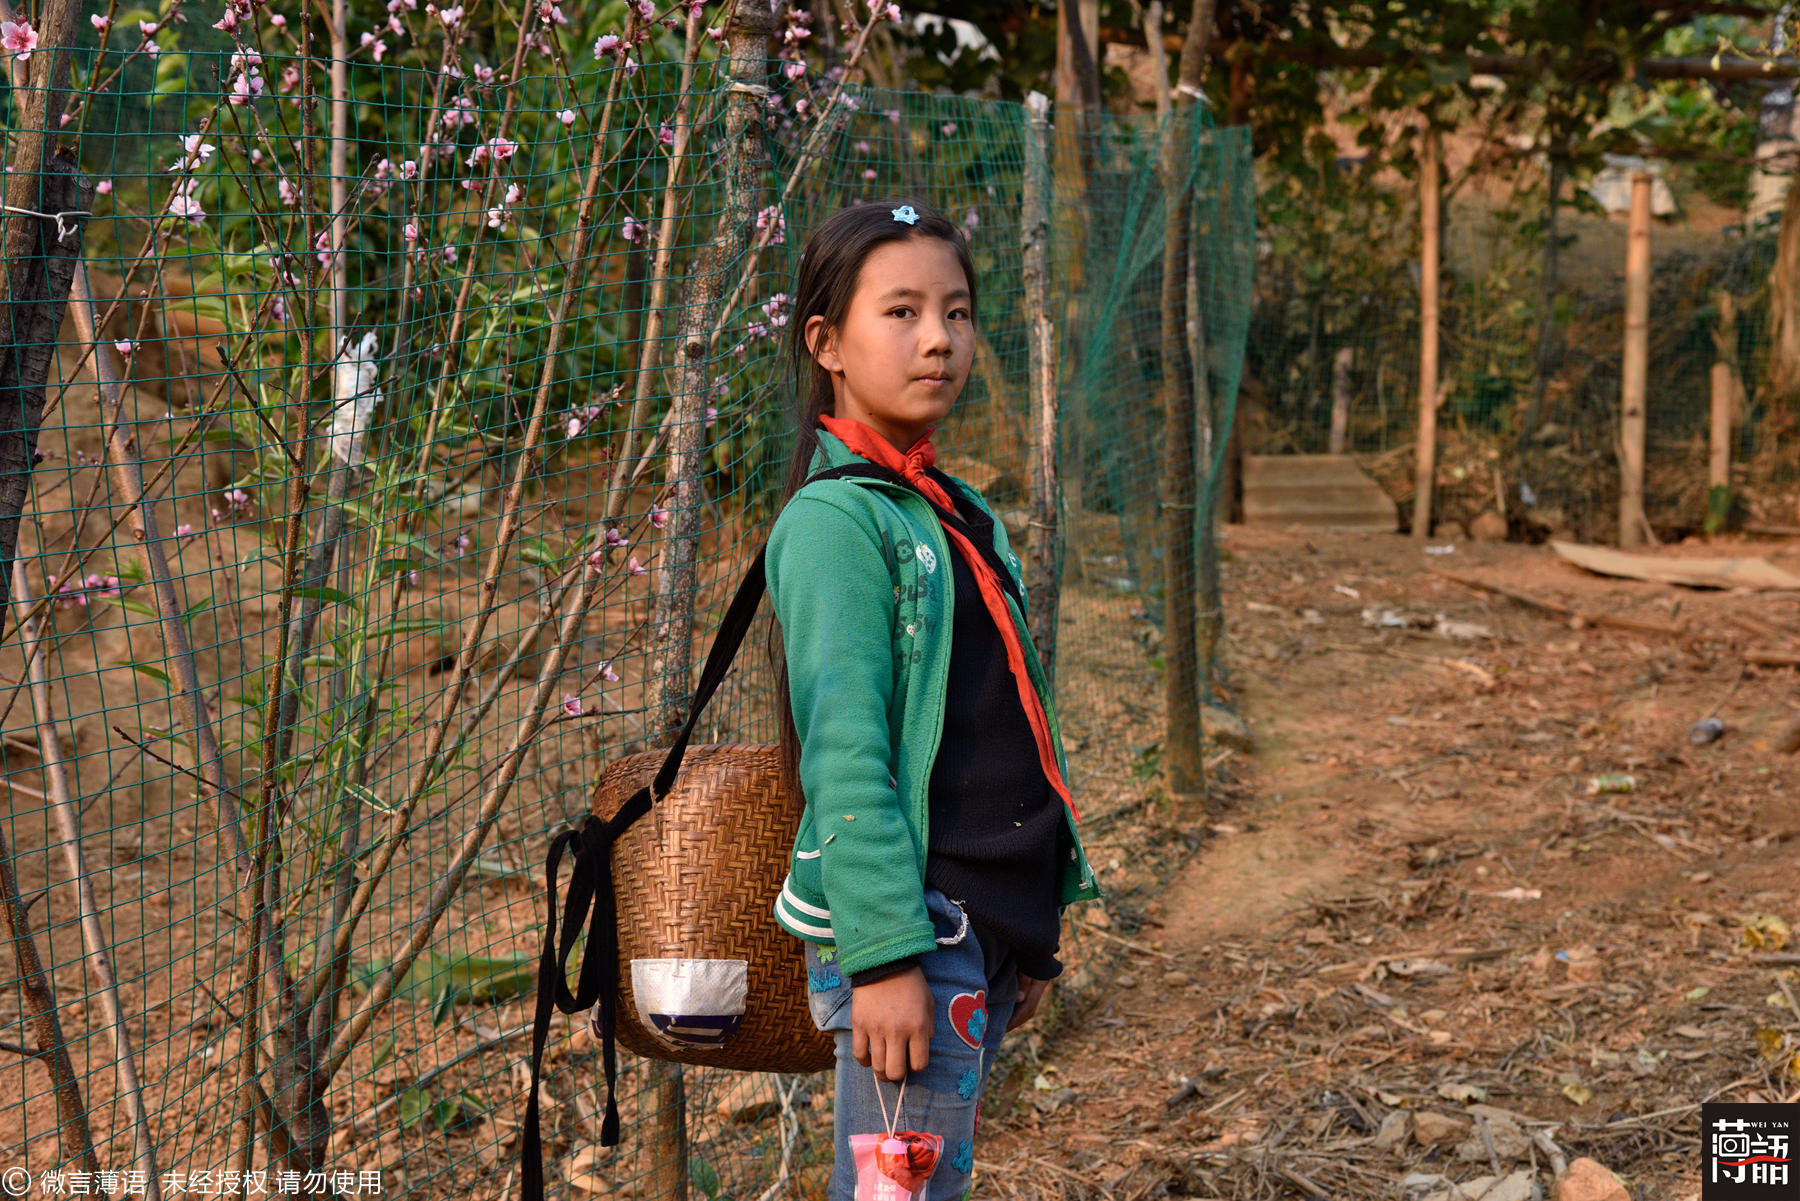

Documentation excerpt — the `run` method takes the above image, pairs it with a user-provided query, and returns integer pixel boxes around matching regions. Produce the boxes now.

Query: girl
[766,198,1103,1200]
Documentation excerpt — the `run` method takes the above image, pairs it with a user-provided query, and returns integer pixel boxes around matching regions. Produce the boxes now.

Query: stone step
[1240,454,1398,532]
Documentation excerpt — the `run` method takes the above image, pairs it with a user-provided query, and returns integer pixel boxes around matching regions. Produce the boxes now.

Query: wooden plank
[1551,539,1800,590]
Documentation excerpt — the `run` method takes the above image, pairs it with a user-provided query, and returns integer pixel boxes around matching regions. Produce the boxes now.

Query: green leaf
[371,1034,398,1072]
[397,1087,430,1129]
[118,598,158,620]
[127,663,172,688]
[689,1156,721,1200]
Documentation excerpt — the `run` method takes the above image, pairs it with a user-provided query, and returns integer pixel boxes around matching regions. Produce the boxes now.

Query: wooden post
[1412,127,1441,541]
[1328,345,1353,454]
[1022,92,1060,674]
[1619,171,1652,548]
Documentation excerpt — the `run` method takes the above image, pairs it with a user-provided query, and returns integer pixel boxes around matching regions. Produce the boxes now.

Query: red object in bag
[851,1131,943,1200]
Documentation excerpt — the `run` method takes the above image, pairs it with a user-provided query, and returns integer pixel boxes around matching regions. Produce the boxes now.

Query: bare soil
[982,525,1800,1201]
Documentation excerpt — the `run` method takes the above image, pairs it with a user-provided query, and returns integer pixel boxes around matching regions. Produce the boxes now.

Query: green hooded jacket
[766,427,1104,978]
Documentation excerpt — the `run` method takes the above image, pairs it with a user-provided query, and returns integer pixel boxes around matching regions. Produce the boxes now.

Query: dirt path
[984,527,1800,1201]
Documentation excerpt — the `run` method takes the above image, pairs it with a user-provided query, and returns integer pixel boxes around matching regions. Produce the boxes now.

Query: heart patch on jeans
[948,990,986,1049]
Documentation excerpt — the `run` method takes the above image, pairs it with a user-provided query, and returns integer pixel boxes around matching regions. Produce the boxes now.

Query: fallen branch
[1747,649,1800,668]
[1429,567,1682,638]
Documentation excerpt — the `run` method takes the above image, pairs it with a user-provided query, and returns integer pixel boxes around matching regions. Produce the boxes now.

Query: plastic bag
[850,1073,942,1200]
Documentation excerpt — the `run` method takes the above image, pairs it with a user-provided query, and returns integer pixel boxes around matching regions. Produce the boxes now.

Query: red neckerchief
[819,413,1080,822]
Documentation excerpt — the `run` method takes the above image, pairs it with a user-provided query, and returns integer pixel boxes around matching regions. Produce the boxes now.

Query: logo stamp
[1703,1103,1799,1199]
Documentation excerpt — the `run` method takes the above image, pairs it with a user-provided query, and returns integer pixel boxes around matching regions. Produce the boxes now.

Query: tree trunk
[1328,345,1353,454]
[1157,0,1215,801]
[1766,175,1800,457]
[1619,173,1652,548]
[1412,127,1441,541]
[1022,92,1060,673]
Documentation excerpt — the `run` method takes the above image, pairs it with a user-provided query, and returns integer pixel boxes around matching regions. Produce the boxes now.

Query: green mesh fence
[1244,188,1799,541]
[0,13,1252,1199]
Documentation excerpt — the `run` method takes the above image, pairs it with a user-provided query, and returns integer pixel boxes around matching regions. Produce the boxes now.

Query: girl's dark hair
[770,198,977,798]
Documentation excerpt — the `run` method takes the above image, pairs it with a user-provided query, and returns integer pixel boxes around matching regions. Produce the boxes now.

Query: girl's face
[805,236,974,452]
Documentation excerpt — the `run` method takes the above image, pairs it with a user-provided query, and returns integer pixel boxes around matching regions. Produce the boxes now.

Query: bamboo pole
[10,562,162,1199]
[1022,91,1059,672]
[1620,171,1652,548]
[1412,126,1441,541]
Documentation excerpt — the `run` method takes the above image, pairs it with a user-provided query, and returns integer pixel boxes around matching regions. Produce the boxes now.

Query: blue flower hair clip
[891,204,920,225]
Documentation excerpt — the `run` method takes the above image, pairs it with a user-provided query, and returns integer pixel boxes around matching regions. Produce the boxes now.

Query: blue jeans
[803,887,1022,1201]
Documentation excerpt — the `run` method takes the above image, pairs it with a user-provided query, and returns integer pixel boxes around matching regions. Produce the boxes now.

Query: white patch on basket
[916,543,937,573]
[630,958,747,1048]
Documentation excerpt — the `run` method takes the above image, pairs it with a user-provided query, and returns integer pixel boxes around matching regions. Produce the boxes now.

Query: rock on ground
[1554,1158,1631,1201]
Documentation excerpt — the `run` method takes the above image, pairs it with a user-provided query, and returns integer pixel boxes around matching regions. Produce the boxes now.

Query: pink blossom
[622,214,646,243]
[442,244,458,264]
[941,121,957,136]
[884,3,900,19]
[784,60,805,80]
[214,8,239,32]
[269,13,287,26]
[90,13,110,30]
[634,0,653,18]
[705,25,722,39]
[224,488,254,512]
[605,527,627,548]
[593,32,620,55]
[855,140,870,154]
[627,556,647,577]
[95,180,113,195]
[963,208,978,229]
[230,69,265,105]
[143,38,160,56]
[705,406,718,429]
[566,416,583,438]
[278,177,298,206]
[561,694,585,717]
[169,134,216,172]
[657,123,674,147]
[167,186,207,224]
[114,340,137,356]
[587,549,607,573]
[761,293,790,327]
[622,54,638,77]
[402,160,419,179]
[453,534,472,553]
[138,19,158,35]
[403,222,419,241]
[756,205,786,244]
[558,108,577,126]
[506,182,523,204]
[176,524,195,537]
[438,4,463,27]
[538,1,567,24]
[862,167,876,181]
[600,661,620,683]
[649,505,668,530]
[488,136,518,160]
[360,31,388,60]
[473,63,495,84]
[486,207,509,228]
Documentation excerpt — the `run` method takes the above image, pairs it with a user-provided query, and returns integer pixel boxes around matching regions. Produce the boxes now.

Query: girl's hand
[851,966,933,1082]
[1006,974,1050,1032]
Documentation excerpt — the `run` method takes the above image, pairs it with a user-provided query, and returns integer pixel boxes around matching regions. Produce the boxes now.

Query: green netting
[0,15,1252,1200]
